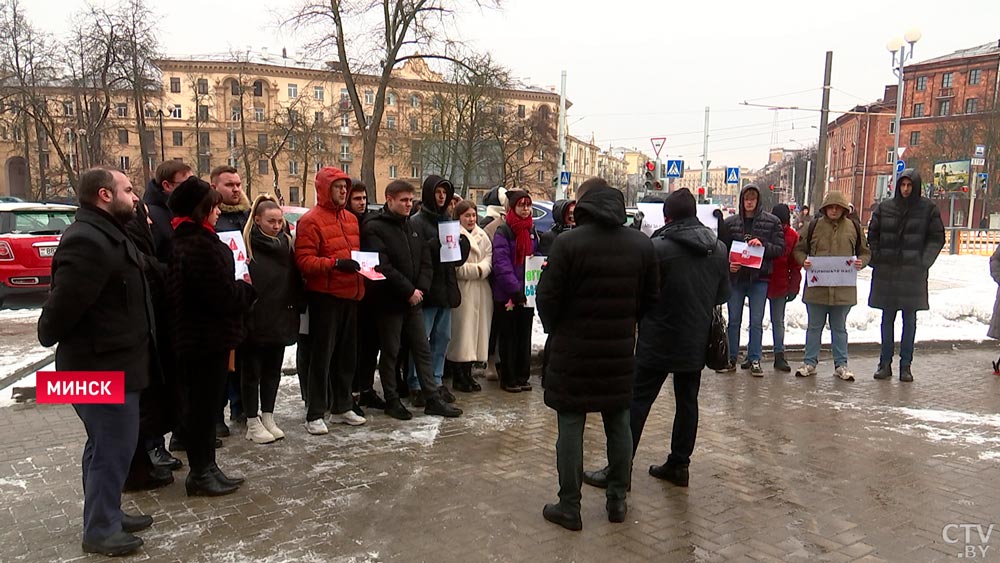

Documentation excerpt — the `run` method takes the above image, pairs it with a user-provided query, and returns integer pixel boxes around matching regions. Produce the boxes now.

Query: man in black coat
[143,160,193,264]
[536,178,658,531]
[347,180,386,413]
[721,184,785,375]
[38,167,156,556]
[868,169,945,382]
[584,189,730,491]
[360,180,463,419]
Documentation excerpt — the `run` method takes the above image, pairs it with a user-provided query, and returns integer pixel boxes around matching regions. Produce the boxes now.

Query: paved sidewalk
[2,346,1000,562]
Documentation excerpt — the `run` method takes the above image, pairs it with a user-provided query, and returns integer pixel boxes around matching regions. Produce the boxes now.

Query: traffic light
[961,185,969,193]
[979,173,989,193]
[654,181,663,191]
[769,184,775,192]
[644,161,655,191]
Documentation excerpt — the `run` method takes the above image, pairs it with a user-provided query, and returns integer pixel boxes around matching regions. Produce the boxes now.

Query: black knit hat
[505,189,530,209]
[771,203,791,226]
[168,176,212,217]
[664,188,697,221]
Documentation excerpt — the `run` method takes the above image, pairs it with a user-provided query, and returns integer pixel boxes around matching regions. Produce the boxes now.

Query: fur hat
[168,176,212,217]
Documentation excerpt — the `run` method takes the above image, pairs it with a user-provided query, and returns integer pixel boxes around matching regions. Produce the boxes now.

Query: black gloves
[334,258,361,273]
[513,291,527,304]
[786,293,798,302]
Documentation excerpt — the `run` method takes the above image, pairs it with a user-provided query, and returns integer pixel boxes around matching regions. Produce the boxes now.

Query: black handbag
[705,306,729,370]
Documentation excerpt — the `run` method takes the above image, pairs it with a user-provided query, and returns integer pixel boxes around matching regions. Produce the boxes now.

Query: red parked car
[0,202,77,307]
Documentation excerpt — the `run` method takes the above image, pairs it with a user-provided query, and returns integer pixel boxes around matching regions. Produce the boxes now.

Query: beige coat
[793,192,872,306]
[447,225,494,362]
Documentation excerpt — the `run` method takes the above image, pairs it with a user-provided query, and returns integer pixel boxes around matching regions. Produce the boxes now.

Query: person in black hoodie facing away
[166,177,256,497]
[241,195,302,444]
[536,178,658,531]
[584,189,730,492]
[538,199,576,255]
[407,175,470,403]
[347,180,386,414]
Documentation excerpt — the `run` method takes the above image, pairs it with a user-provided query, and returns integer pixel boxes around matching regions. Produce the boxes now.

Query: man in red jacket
[295,167,366,434]
[767,204,802,372]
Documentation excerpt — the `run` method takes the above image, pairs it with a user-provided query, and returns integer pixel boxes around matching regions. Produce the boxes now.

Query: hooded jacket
[793,191,871,306]
[538,199,574,255]
[723,184,785,282]
[867,169,945,311]
[294,168,365,300]
[360,206,433,312]
[635,216,731,373]
[409,175,470,308]
[143,178,174,263]
[216,191,251,233]
[246,225,303,345]
[767,204,802,299]
[536,187,658,413]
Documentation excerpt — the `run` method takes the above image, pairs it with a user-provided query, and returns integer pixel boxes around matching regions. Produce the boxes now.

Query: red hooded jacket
[294,167,364,300]
[767,224,802,299]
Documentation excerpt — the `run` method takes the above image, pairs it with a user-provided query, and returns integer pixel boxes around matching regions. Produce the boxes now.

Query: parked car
[280,206,310,236]
[0,202,78,307]
[532,200,554,233]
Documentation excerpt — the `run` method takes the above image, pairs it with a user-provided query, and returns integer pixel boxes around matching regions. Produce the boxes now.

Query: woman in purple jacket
[492,190,540,392]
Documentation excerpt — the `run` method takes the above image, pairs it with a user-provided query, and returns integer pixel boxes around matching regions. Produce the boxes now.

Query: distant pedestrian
[794,205,811,231]
[867,169,945,382]
[446,200,493,392]
[767,204,801,372]
[38,167,155,556]
[987,244,1000,350]
[793,192,870,380]
[538,199,575,254]
[537,178,657,531]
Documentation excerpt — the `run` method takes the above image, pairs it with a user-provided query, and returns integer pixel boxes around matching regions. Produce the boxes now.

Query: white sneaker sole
[329,416,367,427]
[304,423,328,435]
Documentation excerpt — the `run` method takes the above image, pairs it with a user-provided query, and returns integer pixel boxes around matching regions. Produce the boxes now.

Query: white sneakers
[794,363,855,381]
[833,365,856,381]
[246,417,276,444]
[260,412,285,440]
[329,410,367,426]
[304,418,329,435]
[794,363,817,377]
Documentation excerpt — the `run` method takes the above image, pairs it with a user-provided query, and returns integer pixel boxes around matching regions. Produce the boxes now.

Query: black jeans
[241,343,284,417]
[296,333,310,402]
[354,300,380,394]
[497,303,533,388]
[556,409,631,511]
[178,351,228,473]
[305,292,358,421]
[376,305,438,402]
[630,366,702,466]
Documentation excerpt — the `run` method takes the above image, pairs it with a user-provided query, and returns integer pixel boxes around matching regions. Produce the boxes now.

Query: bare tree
[489,102,557,194]
[185,72,215,175]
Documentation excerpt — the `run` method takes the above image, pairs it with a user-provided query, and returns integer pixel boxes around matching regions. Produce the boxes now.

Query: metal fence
[945,229,1000,256]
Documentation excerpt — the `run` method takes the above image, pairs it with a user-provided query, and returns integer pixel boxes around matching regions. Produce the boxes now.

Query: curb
[0,353,55,392]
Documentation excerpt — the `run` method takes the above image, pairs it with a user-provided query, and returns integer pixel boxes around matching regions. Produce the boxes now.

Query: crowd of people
[39,161,953,552]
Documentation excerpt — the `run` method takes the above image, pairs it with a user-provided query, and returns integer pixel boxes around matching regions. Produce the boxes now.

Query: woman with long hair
[446,200,493,392]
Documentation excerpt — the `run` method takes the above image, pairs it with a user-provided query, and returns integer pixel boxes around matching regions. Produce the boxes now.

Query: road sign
[896,160,906,174]
[897,147,906,158]
[559,171,571,186]
[650,137,666,158]
[665,160,684,178]
[971,157,986,166]
[975,145,986,158]
[725,167,740,185]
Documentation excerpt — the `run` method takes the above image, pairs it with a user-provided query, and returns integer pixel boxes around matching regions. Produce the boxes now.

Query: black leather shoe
[582,466,610,489]
[873,364,893,380]
[215,421,230,438]
[649,463,689,487]
[411,390,425,407]
[359,390,386,410]
[209,463,245,487]
[439,387,456,403]
[542,503,582,531]
[148,446,182,471]
[123,466,174,492]
[82,531,143,556]
[168,434,185,451]
[385,399,413,421]
[899,365,914,382]
[121,513,153,533]
[424,395,462,417]
[607,499,627,523]
[519,383,533,392]
[501,384,522,393]
[185,470,238,497]
[352,400,365,418]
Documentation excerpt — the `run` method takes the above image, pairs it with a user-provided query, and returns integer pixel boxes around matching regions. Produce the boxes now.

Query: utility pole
[556,70,567,201]
[811,51,833,213]
[701,106,710,197]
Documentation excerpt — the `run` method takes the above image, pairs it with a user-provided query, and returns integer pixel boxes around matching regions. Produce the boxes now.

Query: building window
[340,141,350,159]
[410,94,420,108]
[934,128,944,144]
[538,169,545,182]
[410,117,418,132]
[288,134,298,150]
[118,129,129,145]
[909,131,920,146]
[170,77,181,93]
[389,165,397,178]
[885,149,894,164]
[197,78,209,95]
[912,103,924,117]
[231,107,241,121]
[254,107,265,122]
[341,113,350,128]
[289,186,300,204]
[387,115,397,130]
[289,160,299,175]
[257,134,268,149]
[941,72,953,88]
[341,162,350,175]
[518,104,525,118]
[63,101,75,116]
[289,110,299,123]
[315,162,323,172]
[198,132,211,149]
[965,98,978,114]
[315,135,325,151]
[116,103,128,118]
[313,86,324,101]
[970,69,982,86]
[387,92,396,106]
[227,130,237,148]
[197,105,209,122]
[915,76,927,91]
[888,119,895,134]
[172,131,183,146]
[231,80,241,96]
[432,95,442,109]
[365,114,372,126]
[340,88,349,102]
[198,155,211,173]
[432,119,440,133]
[364,90,374,104]
[252,80,263,97]
[170,106,182,119]
[411,163,420,178]
[288,83,298,98]
[119,156,130,169]
[388,142,397,156]
[937,100,951,116]
[228,156,238,167]
[258,159,268,174]
[314,111,324,123]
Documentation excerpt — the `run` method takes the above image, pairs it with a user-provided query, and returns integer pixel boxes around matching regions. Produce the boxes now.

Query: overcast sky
[22,0,1000,169]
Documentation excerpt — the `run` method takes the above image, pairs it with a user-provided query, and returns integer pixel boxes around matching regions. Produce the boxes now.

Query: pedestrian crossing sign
[726,167,740,185]
[665,160,684,178]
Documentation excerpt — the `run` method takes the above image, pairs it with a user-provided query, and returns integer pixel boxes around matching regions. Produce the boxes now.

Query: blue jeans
[409,306,452,389]
[880,309,917,367]
[727,280,769,362]
[803,304,851,367]
[769,297,787,354]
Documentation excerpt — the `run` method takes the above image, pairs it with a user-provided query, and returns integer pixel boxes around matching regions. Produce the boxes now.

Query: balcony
[936,88,954,98]
[339,126,353,136]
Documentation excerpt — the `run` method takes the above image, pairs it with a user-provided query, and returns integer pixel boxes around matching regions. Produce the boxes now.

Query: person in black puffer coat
[538,199,576,255]
[535,178,658,531]
[867,168,945,382]
[166,177,256,497]
[408,175,470,399]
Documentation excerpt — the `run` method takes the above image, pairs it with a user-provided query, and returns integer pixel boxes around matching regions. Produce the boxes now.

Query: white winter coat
[447,225,494,362]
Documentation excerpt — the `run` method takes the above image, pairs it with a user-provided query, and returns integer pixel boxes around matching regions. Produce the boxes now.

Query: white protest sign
[351,250,385,281]
[637,202,664,237]
[696,204,719,233]
[217,231,250,282]
[729,240,765,269]
[806,256,858,287]
[524,255,546,308]
[438,220,462,263]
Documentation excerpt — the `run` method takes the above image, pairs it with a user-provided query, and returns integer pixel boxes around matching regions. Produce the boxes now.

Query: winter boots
[452,362,482,393]
[773,352,791,372]
[245,417,276,444]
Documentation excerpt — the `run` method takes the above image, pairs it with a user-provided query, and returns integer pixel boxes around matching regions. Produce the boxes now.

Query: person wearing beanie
[294,167,367,434]
[792,191,871,381]
[766,203,802,372]
[538,199,576,255]
[584,187,730,493]
[491,189,539,392]
[721,184,785,376]
[166,176,256,497]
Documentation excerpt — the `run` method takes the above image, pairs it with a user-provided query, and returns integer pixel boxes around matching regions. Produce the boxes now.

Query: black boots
[649,463,689,487]
[773,353,791,372]
[385,398,414,421]
[899,365,914,382]
[148,446,182,471]
[452,362,482,393]
[582,466,610,489]
[606,499,627,523]
[359,389,387,410]
[82,531,143,556]
[123,465,174,492]
[121,513,153,533]
[424,394,462,417]
[185,470,239,497]
[542,503,582,531]
[873,364,893,380]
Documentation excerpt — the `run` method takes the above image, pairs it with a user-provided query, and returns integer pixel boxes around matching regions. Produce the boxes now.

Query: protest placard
[806,256,858,287]
[217,231,250,282]
[637,202,664,237]
[351,250,386,281]
[524,256,546,308]
[729,240,765,269]
[439,220,462,262]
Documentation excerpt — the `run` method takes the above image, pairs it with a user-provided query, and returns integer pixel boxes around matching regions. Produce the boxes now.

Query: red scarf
[171,216,216,233]
[505,209,534,266]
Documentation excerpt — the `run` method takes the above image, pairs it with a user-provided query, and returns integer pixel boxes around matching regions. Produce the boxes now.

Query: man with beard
[38,167,157,556]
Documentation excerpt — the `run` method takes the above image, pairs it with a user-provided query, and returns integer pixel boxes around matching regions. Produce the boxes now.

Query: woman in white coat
[447,200,494,392]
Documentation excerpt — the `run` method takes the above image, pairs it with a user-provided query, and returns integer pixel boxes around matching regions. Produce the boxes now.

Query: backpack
[805,217,862,257]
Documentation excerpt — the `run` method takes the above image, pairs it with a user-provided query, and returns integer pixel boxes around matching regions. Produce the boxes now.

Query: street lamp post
[144,102,173,163]
[887,29,921,183]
